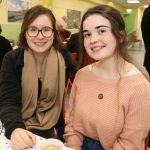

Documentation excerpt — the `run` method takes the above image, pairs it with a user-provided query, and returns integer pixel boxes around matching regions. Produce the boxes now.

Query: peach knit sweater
[64,65,150,150]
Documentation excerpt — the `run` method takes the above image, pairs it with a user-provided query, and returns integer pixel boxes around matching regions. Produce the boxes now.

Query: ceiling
[110,0,150,8]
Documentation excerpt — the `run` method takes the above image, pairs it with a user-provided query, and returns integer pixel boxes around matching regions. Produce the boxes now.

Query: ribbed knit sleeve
[110,82,150,150]
[64,72,83,150]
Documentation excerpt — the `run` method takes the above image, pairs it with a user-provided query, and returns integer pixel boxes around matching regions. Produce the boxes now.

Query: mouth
[34,42,47,46]
[91,45,105,52]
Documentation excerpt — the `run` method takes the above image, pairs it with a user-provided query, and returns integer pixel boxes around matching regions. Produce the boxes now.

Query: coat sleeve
[0,52,26,139]
[64,72,83,150]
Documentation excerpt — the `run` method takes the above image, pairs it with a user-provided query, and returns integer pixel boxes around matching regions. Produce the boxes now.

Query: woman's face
[25,14,54,55]
[83,14,117,61]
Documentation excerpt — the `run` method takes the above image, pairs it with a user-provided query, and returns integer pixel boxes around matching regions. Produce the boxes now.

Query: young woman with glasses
[0,5,76,150]
[64,4,150,150]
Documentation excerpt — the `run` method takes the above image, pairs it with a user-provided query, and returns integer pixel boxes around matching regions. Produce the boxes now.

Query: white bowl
[39,138,64,150]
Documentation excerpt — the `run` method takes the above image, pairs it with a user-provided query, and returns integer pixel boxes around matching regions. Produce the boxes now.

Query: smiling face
[83,14,117,61]
[25,14,54,55]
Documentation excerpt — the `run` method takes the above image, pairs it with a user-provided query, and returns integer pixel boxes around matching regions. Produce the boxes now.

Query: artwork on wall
[8,0,29,22]
[66,9,81,29]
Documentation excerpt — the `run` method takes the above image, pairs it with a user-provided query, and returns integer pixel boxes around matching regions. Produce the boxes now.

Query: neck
[33,51,49,66]
[95,56,120,72]
[32,51,50,78]
[91,56,130,79]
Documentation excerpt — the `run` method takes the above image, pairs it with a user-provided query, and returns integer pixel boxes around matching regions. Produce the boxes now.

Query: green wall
[1,23,21,44]
[123,13,135,33]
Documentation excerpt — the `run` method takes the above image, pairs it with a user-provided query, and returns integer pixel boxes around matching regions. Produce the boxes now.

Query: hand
[10,128,36,150]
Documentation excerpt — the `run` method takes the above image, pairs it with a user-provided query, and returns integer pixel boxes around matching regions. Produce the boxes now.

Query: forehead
[83,14,111,30]
[30,14,52,27]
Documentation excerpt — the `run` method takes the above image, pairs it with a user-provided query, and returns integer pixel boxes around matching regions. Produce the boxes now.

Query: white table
[0,128,73,150]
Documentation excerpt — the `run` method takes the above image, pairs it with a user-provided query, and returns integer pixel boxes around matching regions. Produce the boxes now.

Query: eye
[28,27,37,32]
[83,32,91,38]
[97,28,107,35]
[42,27,51,32]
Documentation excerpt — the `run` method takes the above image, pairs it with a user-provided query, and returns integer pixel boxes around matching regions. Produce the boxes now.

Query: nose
[90,33,99,44]
[37,31,44,39]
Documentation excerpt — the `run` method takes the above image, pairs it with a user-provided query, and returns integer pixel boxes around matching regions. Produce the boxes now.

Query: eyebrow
[83,25,110,33]
[29,26,52,28]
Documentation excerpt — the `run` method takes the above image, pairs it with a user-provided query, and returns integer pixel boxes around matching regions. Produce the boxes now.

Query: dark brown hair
[77,4,131,69]
[18,5,63,50]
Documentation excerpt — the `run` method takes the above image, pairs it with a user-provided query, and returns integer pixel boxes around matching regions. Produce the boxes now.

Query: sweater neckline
[86,64,142,82]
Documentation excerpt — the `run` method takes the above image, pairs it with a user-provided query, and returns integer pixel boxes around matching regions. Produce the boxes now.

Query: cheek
[48,35,54,43]
[25,33,32,45]
[25,36,30,45]
[84,39,89,50]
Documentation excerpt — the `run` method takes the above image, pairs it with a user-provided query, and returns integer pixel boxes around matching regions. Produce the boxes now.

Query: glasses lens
[27,26,53,37]
[27,27,38,37]
[42,27,53,37]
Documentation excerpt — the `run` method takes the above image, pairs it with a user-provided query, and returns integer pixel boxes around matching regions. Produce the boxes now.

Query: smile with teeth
[34,42,46,46]
[91,45,105,51]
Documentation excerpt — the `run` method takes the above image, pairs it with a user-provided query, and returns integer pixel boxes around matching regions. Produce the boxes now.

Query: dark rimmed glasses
[26,26,54,37]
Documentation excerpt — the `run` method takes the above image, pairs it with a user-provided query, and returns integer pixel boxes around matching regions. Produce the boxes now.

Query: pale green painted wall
[123,13,135,33]
[1,23,21,44]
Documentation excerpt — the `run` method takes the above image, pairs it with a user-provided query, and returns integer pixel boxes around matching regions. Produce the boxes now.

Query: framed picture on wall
[66,9,81,29]
[8,0,29,22]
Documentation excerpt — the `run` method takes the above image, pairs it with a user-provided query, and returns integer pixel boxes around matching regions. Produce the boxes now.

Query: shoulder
[75,66,90,79]
[124,73,150,99]
[2,48,24,69]
[0,36,10,44]
[0,35,8,41]
[142,6,150,21]
[4,48,23,59]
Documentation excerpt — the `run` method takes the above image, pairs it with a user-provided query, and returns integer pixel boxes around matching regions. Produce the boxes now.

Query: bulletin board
[66,9,81,29]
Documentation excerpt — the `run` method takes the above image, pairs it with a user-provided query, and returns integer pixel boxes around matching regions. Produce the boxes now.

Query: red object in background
[82,52,96,67]
[71,52,77,60]
[132,33,137,42]
[59,29,71,42]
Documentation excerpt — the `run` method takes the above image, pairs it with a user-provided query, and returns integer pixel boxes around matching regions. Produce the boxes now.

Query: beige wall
[0,0,125,23]
[0,0,8,23]
[52,0,125,19]
[0,0,143,43]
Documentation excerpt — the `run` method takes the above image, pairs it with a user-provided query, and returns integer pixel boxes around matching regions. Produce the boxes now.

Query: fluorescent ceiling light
[126,9,132,13]
[127,0,139,3]
[144,5,149,8]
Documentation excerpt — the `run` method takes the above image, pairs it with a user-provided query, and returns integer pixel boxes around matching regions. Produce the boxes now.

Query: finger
[11,138,26,150]
[11,129,32,149]
[19,131,35,147]
[26,131,36,145]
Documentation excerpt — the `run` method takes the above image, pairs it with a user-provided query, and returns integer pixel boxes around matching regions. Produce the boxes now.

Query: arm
[64,72,84,150]
[110,83,150,150]
[0,52,26,139]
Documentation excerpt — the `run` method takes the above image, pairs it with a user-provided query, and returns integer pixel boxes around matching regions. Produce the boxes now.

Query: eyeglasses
[26,26,54,37]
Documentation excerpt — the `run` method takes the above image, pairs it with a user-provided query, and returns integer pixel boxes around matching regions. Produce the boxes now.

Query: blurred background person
[56,16,71,42]
[0,24,13,68]
[141,5,150,78]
